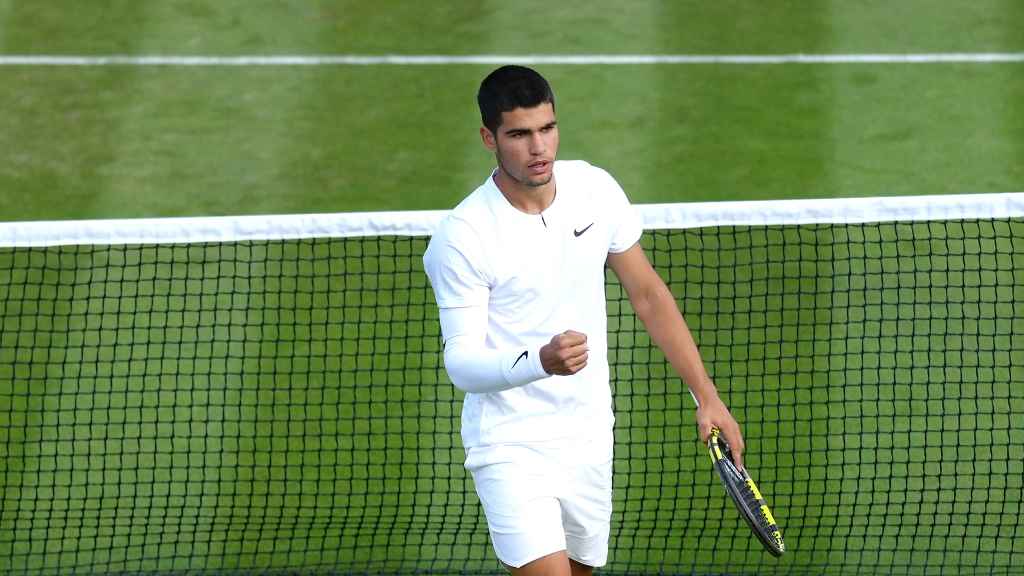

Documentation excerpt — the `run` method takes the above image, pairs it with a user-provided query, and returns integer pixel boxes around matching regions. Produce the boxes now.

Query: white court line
[1,53,1024,66]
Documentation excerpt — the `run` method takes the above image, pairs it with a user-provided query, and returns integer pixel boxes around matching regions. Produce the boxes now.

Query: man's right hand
[540,330,588,375]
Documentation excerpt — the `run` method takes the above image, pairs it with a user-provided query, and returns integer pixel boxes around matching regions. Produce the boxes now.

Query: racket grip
[688,388,700,408]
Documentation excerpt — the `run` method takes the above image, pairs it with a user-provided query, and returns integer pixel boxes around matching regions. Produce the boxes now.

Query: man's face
[482,102,559,188]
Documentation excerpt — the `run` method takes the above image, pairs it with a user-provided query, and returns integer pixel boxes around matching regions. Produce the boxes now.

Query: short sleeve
[601,170,644,254]
[422,217,491,309]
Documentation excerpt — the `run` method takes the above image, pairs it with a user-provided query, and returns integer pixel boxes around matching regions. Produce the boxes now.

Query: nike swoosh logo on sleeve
[574,223,594,237]
[511,350,528,369]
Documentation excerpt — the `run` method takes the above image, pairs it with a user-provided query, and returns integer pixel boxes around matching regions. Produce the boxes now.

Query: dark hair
[477,65,555,134]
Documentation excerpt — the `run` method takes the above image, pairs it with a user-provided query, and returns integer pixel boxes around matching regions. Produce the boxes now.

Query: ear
[480,126,497,151]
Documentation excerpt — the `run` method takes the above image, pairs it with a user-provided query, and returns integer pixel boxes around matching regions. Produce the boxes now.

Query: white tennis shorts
[464,433,614,569]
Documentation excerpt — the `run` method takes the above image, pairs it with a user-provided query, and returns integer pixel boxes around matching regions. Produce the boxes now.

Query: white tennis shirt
[423,160,643,448]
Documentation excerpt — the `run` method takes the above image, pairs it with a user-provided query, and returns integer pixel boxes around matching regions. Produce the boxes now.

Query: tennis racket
[687,390,784,556]
[707,427,785,556]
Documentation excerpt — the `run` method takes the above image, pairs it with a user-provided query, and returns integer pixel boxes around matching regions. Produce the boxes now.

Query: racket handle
[688,388,700,408]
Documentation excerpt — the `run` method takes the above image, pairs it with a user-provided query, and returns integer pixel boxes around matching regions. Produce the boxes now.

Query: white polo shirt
[423,160,643,449]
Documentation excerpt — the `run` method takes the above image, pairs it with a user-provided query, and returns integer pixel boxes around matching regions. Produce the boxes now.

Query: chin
[526,174,553,188]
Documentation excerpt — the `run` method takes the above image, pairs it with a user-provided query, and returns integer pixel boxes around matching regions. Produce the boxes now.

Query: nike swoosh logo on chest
[574,222,594,237]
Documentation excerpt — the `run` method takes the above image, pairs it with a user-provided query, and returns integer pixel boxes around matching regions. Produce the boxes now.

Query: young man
[423,66,744,576]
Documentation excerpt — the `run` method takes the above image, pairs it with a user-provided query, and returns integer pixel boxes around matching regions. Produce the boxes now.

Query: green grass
[1,1,1023,219]
[2,1,1024,574]
[3,1,1024,55]
[2,63,1022,220]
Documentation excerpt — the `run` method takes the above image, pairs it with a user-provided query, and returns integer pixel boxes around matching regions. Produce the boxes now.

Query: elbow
[635,283,681,331]
[633,283,670,323]
[443,347,475,392]
[443,340,507,394]
[632,294,655,323]
[447,374,477,394]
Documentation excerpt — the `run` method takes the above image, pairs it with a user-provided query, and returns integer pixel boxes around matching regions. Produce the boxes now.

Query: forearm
[438,305,548,393]
[444,335,547,393]
[633,283,722,406]
[609,243,743,456]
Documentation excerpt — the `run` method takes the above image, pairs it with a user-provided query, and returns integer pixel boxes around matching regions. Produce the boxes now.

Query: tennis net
[1,194,1022,575]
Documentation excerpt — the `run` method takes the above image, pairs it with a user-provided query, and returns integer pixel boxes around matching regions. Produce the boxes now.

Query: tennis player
[423,65,745,576]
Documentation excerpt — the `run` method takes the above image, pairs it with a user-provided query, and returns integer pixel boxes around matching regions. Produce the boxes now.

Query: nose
[529,132,546,155]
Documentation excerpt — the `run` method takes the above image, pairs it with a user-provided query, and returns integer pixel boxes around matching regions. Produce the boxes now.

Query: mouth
[528,160,551,174]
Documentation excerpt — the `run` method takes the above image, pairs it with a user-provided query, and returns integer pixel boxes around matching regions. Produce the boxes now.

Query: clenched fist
[540,330,588,375]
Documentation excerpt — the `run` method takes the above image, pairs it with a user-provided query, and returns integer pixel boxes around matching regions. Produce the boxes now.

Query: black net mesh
[1,219,1022,574]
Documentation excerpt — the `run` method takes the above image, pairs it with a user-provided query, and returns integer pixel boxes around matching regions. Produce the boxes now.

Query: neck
[493,168,556,215]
